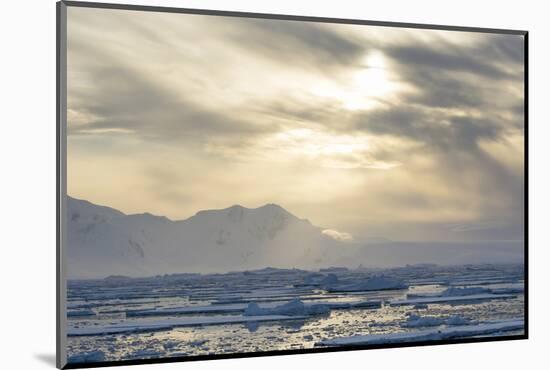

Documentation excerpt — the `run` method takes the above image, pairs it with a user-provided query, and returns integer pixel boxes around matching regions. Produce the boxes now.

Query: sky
[66,7,525,243]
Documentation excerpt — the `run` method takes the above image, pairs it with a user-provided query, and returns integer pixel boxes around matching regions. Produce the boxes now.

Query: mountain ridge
[66,195,339,278]
[65,196,524,279]
[68,196,305,224]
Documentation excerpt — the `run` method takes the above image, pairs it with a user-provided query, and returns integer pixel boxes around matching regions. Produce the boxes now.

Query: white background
[0,0,546,368]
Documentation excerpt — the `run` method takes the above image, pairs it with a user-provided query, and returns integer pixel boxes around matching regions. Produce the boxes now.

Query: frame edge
[57,1,68,368]
[62,0,527,35]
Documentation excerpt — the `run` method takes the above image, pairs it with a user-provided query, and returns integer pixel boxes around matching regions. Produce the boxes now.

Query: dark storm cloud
[382,34,523,110]
[354,105,502,152]
[225,18,367,71]
[401,69,488,109]
[387,43,511,80]
[386,33,523,79]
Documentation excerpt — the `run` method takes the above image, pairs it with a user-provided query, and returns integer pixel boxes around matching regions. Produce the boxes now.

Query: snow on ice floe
[401,314,470,328]
[441,286,492,296]
[389,293,518,306]
[405,284,523,300]
[244,299,330,316]
[67,315,308,337]
[126,298,381,318]
[316,319,524,346]
[326,276,408,292]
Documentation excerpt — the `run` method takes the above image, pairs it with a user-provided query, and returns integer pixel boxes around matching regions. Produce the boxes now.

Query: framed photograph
[57,1,528,368]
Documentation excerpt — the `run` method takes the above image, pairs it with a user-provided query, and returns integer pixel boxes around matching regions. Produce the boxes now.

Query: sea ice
[67,350,105,363]
[67,314,308,337]
[441,286,491,296]
[401,314,470,328]
[244,299,330,316]
[389,293,517,306]
[67,309,96,317]
[126,298,381,318]
[316,319,524,346]
[402,314,445,328]
[327,276,407,292]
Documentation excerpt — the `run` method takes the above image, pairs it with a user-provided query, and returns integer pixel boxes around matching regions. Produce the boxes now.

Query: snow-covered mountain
[66,197,342,278]
[66,196,524,279]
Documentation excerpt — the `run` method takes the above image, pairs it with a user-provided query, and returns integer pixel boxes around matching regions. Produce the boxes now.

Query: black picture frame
[56,1,528,369]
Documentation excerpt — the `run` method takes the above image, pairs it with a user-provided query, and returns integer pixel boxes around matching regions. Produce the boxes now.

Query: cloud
[386,42,514,80]
[221,17,368,73]
[66,7,524,245]
[67,55,271,144]
[322,229,354,242]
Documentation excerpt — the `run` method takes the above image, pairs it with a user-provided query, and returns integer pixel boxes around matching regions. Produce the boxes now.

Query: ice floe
[126,298,381,318]
[316,319,524,346]
[326,276,407,292]
[244,299,330,316]
[67,309,96,318]
[389,293,517,306]
[67,315,308,337]
[441,286,491,296]
[401,314,470,328]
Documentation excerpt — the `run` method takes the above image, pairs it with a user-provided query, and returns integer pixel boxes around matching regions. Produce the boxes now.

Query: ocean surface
[66,264,524,364]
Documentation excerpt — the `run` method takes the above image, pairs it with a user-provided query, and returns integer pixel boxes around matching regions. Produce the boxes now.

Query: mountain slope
[66,196,341,278]
[65,197,524,279]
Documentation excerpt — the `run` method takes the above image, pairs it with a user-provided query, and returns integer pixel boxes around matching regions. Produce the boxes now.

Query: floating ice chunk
[67,314,307,337]
[303,275,317,285]
[320,267,349,273]
[68,350,105,364]
[401,314,470,328]
[188,339,209,347]
[389,293,517,306]
[327,276,407,292]
[447,315,470,326]
[306,304,332,315]
[245,302,279,316]
[67,309,96,318]
[402,314,445,328]
[127,303,245,317]
[320,274,339,286]
[441,286,491,296]
[244,299,329,317]
[162,341,179,350]
[128,349,162,359]
[242,298,382,317]
[316,319,524,346]
[127,298,380,318]
[490,287,525,294]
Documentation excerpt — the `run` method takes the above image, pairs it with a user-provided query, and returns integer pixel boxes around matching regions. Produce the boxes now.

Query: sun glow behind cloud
[205,128,406,170]
[312,51,406,111]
